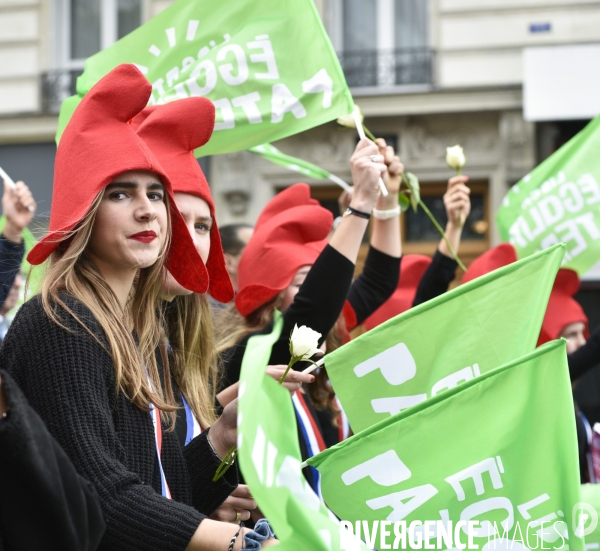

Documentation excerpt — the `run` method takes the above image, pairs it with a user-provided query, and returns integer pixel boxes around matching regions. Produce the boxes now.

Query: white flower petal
[445,144,466,170]
[290,325,322,360]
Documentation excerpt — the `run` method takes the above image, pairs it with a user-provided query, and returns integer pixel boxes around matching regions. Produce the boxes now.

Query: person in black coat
[0,370,106,551]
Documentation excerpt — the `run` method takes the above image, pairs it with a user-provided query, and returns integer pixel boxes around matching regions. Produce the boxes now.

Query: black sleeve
[167,374,238,515]
[270,244,354,365]
[412,250,458,307]
[0,234,24,310]
[1,298,204,551]
[221,245,355,386]
[183,430,238,514]
[0,370,105,551]
[347,246,401,329]
[569,325,600,381]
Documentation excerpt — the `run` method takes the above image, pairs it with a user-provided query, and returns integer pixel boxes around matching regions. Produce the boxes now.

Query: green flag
[56,0,353,154]
[249,143,351,191]
[497,115,600,275]
[308,341,584,551]
[237,312,369,551]
[579,485,600,549]
[323,243,565,434]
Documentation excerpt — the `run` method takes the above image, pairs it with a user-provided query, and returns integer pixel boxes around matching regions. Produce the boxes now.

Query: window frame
[54,0,147,69]
[401,180,490,261]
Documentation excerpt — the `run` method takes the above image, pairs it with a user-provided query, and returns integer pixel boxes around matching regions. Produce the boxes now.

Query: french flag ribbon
[149,402,172,499]
[292,391,326,501]
[181,393,203,446]
[335,397,351,442]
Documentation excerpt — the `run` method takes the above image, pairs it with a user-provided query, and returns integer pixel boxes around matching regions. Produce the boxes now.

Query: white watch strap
[372,205,401,220]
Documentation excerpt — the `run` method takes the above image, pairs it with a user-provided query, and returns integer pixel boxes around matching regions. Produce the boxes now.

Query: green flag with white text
[56,0,353,154]
[497,115,600,275]
[237,312,369,551]
[308,341,585,551]
[324,243,565,434]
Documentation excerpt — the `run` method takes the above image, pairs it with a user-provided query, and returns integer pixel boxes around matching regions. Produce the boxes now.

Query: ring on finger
[234,509,242,523]
[452,193,458,200]
[369,155,380,163]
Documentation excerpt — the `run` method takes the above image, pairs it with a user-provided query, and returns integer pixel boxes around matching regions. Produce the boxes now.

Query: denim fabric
[241,518,275,550]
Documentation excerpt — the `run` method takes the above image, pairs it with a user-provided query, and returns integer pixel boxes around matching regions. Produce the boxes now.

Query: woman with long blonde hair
[0,65,275,551]
[133,98,312,526]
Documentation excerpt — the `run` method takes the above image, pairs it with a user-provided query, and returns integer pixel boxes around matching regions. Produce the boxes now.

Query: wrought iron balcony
[338,48,435,88]
[40,69,83,114]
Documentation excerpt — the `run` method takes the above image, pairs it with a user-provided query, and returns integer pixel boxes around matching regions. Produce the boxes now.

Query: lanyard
[149,403,172,499]
[292,391,326,500]
[181,392,202,446]
[146,373,172,500]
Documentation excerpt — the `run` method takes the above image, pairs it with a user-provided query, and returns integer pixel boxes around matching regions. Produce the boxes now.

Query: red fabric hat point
[461,243,518,284]
[364,255,432,331]
[538,268,588,345]
[134,100,234,303]
[235,196,333,317]
[28,64,210,294]
[254,183,318,230]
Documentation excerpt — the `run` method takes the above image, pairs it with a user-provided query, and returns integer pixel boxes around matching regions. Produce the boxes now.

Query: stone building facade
[1,0,599,268]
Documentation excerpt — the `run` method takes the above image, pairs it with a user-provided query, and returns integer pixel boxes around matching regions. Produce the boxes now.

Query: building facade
[1,0,599,267]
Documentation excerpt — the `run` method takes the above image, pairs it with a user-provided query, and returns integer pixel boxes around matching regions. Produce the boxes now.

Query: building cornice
[355,85,523,117]
[0,115,57,144]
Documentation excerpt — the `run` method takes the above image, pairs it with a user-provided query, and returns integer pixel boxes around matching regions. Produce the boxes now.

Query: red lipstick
[129,230,157,243]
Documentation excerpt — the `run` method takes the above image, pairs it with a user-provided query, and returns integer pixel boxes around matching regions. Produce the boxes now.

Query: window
[331,0,433,87]
[402,180,490,273]
[58,0,143,68]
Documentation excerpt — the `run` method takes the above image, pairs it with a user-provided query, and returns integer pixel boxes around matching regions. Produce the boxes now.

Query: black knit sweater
[1,295,237,551]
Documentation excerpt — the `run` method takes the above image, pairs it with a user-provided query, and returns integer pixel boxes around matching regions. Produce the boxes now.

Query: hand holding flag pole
[351,110,388,197]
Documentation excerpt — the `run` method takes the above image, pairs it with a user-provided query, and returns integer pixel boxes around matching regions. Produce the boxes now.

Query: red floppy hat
[254,183,320,229]
[235,185,332,317]
[538,268,588,345]
[133,101,234,303]
[27,64,209,293]
[461,243,518,284]
[363,255,432,330]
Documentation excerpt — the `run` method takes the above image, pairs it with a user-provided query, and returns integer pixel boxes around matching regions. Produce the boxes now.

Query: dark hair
[219,223,254,255]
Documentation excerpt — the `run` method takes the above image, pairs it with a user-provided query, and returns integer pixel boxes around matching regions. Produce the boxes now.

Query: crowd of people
[0,63,598,550]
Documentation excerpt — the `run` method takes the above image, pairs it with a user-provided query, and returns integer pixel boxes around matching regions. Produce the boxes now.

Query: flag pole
[302,357,324,374]
[352,111,388,197]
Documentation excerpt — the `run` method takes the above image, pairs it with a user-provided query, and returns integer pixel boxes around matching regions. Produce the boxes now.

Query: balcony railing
[338,48,435,88]
[40,69,83,114]
[39,50,433,113]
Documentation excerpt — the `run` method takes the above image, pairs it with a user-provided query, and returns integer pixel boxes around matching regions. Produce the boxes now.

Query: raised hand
[3,180,36,243]
[444,175,471,228]
[349,138,387,213]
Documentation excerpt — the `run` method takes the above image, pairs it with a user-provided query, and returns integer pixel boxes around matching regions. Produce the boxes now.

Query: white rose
[446,145,466,171]
[337,104,363,129]
[290,324,322,361]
